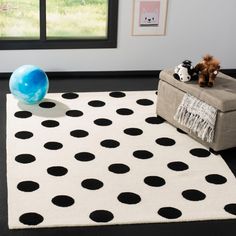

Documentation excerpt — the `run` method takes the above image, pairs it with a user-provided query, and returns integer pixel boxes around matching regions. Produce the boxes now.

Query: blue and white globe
[9,65,49,105]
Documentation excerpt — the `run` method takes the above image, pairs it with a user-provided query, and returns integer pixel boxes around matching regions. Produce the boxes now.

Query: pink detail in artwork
[139,1,160,26]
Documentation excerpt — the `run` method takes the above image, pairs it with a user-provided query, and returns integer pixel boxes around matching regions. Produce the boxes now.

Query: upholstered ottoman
[156,69,236,151]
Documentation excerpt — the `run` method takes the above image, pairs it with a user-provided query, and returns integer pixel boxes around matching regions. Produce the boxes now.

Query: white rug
[6,90,236,229]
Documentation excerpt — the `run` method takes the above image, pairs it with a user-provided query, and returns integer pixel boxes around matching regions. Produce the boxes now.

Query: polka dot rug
[6,91,236,229]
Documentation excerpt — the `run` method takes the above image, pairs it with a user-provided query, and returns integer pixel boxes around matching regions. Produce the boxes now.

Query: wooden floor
[0,75,236,236]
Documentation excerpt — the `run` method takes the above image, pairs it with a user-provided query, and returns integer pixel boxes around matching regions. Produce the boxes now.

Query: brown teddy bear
[195,54,220,87]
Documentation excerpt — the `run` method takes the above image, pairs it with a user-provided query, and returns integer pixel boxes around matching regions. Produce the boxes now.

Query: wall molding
[0,69,235,80]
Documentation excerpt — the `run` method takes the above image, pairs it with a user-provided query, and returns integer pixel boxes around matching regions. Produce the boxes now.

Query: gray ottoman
[156,69,236,151]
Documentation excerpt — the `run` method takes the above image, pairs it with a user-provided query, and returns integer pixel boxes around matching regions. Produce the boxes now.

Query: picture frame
[132,0,168,36]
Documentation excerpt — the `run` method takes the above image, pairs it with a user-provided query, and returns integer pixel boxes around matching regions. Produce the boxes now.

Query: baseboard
[0,70,160,80]
[0,69,235,80]
[221,69,236,78]
[46,70,160,79]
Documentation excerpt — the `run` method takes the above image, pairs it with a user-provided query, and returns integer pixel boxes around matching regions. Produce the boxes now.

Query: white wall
[0,0,236,72]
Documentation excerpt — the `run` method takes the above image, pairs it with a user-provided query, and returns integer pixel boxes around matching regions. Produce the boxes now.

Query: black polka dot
[205,174,227,185]
[167,161,189,171]
[94,118,112,126]
[124,128,143,136]
[190,148,211,158]
[81,178,104,190]
[145,116,165,124]
[39,102,56,108]
[158,207,182,219]
[109,91,126,98]
[70,129,89,138]
[74,152,95,162]
[41,120,59,128]
[118,192,141,204]
[14,111,32,118]
[66,110,83,117]
[88,100,105,107]
[182,189,206,201]
[144,176,166,187]
[15,131,33,140]
[224,203,236,216]
[62,92,79,99]
[89,210,114,223]
[19,212,44,226]
[108,163,130,174]
[116,108,134,115]
[15,154,36,164]
[17,181,39,192]
[47,166,68,177]
[52,195,75,207]
[44,142,63,150]
[136,99,154,106]
[156,137,176,146]
[176,128,187,134]
[101,139,120,148]
[133,150,153,159]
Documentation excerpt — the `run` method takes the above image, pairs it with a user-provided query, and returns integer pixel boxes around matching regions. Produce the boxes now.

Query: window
[0,0,118,50]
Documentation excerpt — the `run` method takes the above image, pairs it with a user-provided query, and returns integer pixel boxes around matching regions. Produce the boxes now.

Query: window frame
[0,0,118,50]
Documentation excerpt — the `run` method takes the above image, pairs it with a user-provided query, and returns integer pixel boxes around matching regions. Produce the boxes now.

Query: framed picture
[132,0,168,36]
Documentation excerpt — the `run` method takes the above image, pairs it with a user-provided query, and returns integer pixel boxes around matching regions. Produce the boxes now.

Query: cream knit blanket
[174,93,217,143]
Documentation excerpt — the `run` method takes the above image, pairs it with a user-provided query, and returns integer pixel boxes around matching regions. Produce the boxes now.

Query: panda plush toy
[173,60,198,82]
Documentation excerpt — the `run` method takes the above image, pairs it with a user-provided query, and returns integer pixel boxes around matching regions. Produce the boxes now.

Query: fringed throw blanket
[174,93,217,143]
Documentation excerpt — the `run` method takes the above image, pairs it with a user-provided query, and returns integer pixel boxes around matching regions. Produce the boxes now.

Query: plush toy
[173,60,198,82]
[195,54,220,87]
